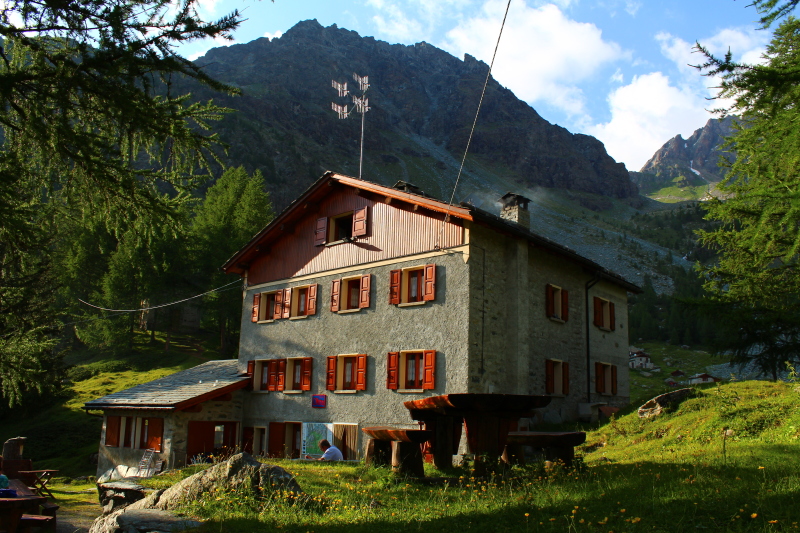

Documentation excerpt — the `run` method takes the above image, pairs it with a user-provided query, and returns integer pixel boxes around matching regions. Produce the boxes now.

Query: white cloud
[625,1,641,16]
[186,35,238,61]
[263,30,283,40]
[587,72,710,171]
[610,68,623,83]
[441,1,626,116]
[365,0,473,43]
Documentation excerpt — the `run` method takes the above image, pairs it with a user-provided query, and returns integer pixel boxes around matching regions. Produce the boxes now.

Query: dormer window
[330,212,354,241]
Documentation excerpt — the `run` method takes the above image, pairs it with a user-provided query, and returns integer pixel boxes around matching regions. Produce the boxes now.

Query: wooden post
[431,417,457,470]
[392,442,425,478]
[365,439,391,467]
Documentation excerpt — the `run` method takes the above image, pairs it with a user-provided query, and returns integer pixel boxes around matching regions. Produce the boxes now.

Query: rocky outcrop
[633,116,738,193]
[97,481,146,514]
[90,453,301,533]
[187,19,638,209]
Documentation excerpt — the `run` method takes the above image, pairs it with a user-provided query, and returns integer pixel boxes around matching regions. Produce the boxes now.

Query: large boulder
[90,453,301,533]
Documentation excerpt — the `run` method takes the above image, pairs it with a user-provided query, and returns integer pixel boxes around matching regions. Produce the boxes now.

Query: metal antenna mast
[331,72,370,179]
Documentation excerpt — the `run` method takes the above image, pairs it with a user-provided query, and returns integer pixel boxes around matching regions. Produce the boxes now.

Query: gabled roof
[222,171,641,293]
[84,360,249,411]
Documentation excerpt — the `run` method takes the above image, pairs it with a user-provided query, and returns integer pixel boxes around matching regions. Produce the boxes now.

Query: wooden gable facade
[227,173,466,286]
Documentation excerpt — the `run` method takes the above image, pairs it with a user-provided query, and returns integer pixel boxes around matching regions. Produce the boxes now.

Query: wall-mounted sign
[312,394,327,408]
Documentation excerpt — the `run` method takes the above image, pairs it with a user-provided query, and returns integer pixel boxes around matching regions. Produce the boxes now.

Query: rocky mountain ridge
[190,19,638,210]
[630,116,737,200]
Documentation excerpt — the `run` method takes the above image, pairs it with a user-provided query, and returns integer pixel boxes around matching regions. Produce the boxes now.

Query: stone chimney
[499,192,531,229]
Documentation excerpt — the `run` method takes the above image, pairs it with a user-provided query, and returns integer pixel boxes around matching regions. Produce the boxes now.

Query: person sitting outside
[314,439,343,461]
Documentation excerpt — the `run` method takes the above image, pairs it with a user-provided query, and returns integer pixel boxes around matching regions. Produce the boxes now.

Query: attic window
[314,207,368,246]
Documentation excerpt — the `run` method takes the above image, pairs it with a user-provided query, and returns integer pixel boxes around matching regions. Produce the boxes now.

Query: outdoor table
[17,470,58,500]
[0,481,46,533]
[362,427,432,477]
[403,393,551,472]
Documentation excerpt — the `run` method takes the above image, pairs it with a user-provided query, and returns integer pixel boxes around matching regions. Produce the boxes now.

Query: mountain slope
[189,20,638,209]
[630,116,737,202]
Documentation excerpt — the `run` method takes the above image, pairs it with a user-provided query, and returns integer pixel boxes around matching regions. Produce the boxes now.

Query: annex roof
[83,360,249,412]
[222,171,641,293]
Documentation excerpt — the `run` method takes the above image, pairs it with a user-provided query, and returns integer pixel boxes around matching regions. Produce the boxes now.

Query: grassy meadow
[81,380,798,533]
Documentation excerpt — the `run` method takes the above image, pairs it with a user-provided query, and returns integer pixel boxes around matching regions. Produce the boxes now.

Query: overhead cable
[77,279,243,313]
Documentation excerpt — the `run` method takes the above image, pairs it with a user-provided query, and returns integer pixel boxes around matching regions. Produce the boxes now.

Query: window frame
[545,284,569,322]
[387,350,436,392]
[389,264,436,306]
[593,296,616,331]
[545,359,570,396]
[254,358,312,393]
[595,362,618,395]
[326,353,368,392]
[288,284,318,319]
[329,211,354,243]
[331,274,371,313]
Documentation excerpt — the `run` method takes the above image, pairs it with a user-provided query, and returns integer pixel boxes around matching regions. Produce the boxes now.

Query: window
[314,207,368,246]
[387,350,436,391]
[330,275,371,312]
[389,264,436,305]
[251,286,318,322]
[545,359,570,395]
[593,297,616,330]
[545,284,569,322]
[105,416,139,447]
[326,354,368,392]
[255,358,312,392]
[138,417,164,452]
[595,362,618,395]
[267,422,302,458]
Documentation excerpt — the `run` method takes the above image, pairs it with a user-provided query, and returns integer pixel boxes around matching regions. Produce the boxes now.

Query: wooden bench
[502,431,586,466]
[18,514,55,532]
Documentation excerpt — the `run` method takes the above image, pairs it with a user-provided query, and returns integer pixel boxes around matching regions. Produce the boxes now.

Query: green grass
[628,342,721,405]
[110,380,800,533]
[0,331,218,477]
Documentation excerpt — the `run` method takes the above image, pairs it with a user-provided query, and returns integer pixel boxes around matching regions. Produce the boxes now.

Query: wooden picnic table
[0,480,46,533]
[17,470,58,500]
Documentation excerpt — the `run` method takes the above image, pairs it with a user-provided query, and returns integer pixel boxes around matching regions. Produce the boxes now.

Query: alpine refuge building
[86,171,639,479]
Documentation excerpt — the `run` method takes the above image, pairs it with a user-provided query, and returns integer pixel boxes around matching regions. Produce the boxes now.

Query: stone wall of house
[96,392,244,479]
[168,391,246,468]
[467,222,631,423]
[237,248,471,454]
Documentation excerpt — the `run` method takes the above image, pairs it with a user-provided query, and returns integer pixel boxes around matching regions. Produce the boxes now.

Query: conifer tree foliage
[0,0,246,406]
[695,2,800,375]
[192,167,274,355]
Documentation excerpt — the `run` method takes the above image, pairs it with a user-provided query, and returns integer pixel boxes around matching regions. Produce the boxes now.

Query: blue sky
[181,0,771,171]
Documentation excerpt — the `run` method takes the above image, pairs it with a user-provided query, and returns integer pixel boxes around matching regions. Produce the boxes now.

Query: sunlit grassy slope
[107,380,800,533]
[0,332,217,476]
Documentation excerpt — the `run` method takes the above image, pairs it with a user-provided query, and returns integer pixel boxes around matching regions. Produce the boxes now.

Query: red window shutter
[595,362,605,393]
[268,422,286,458]
[387,352,399,390]
[330,279,341,312]
[267,360,278,391]
[611,365,618,395]
[545,360,555,394]
[422,350,436,390]
[562,290,569,321]
[146,418,164,452]
[301,358,312,391]
[277,359,286,391]
[422,264,436,301]
[282,288,292,319]
[246,360,255,377]
[609,302,616,331]
[314,217,328,246]
[355,354,367,391]
[251,293,260,322]
[326,356,337,391]
[359,274,371,308]
[307,284,318,315]
[562,362,570,395]
[352,207,368,237]
[389,270,401,304]
[593,297,603,327]
[105,416,120,447]
[270,290,280,319]
[545,285,554,317]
